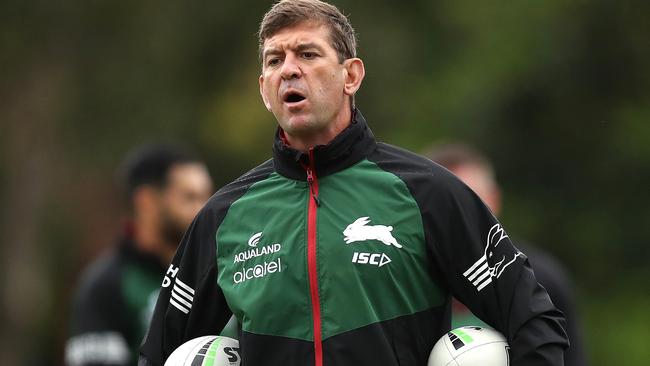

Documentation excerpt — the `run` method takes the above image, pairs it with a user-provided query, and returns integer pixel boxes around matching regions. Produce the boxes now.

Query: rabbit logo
[463,223,524,291]
[343,217,402,249]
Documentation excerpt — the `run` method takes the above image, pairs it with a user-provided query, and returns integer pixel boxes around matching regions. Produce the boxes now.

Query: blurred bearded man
[66,144,213,366]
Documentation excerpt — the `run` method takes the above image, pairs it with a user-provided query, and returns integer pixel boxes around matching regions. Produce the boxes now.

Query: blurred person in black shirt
[424,142,588,366]
[65,144,214,366]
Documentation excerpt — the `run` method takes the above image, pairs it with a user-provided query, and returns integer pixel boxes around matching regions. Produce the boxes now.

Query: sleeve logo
[463,223,523,291]
[162,264,195,314]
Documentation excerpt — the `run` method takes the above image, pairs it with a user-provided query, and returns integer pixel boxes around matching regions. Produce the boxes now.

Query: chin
[281,114,316,134]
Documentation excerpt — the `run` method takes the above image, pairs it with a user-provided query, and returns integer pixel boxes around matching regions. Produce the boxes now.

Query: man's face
[158,163,213,246]
[259,21,350,138]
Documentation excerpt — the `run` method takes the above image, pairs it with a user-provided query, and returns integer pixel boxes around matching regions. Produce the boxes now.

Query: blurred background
[1,0,648,365]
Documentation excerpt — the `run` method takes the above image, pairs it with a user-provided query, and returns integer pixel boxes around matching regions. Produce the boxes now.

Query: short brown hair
[258,0,357,63]
[422,142,495,179]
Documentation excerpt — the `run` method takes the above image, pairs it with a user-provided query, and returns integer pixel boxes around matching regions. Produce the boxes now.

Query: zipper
[305,149,323,366]
[306,168,321,207]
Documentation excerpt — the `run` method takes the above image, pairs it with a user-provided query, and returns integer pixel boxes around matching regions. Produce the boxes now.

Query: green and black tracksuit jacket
[67,233,165,366]
[140,110,568,366]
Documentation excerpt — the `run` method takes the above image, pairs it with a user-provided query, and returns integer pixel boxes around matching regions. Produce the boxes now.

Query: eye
[302,51,318,60]
[267,57,282,67]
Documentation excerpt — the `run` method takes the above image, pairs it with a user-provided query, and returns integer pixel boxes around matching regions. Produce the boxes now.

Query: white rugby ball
[164,335,240,366]
[428,326,509,366]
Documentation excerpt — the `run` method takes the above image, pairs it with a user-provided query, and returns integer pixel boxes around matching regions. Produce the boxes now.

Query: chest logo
[352,252,392,267]
[233,232,282,264]
[248,232,263,247]
[343,216,402,248]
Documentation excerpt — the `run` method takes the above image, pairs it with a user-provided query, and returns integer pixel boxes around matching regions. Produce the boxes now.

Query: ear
[342,58,365,96]
[491,186,502,217]
[354,216,370,226]
[259,74,272,111]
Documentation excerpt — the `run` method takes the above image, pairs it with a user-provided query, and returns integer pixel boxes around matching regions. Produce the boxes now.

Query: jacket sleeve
[65,257,131,366]
[423,171,569,366]
[139,205,232,366]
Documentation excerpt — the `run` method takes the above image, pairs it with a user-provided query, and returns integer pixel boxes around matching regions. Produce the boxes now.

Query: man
[65,144,213,366]
[424,142,588,366]
[140,1,569,365]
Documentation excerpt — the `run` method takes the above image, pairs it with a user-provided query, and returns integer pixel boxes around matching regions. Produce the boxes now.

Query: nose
[280,54,302,80]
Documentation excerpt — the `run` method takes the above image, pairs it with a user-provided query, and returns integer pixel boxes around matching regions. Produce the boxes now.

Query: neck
[284,107,353,152]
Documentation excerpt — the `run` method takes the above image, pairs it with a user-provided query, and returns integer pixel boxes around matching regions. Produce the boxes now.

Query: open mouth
[284,92,306,104]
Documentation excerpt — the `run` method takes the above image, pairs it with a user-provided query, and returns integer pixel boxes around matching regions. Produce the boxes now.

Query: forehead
[167,163,210,185]
[262,21,332,53]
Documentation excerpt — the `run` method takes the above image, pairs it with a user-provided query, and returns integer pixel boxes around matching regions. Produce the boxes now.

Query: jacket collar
[272,109,377,180]
[119,236,167,271]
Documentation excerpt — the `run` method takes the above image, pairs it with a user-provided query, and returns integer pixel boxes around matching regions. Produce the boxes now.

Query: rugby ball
[428,326,509,366]
[164,336,240,366]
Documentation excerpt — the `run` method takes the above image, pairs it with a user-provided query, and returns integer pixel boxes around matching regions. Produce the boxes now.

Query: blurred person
[65,144,214,366]
[424,142,588,366]
[140,1,568,365]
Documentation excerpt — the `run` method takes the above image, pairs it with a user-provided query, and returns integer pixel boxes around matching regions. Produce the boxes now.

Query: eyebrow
[263,42,325,60]
[295,42,323,53]
[263,47,283,60]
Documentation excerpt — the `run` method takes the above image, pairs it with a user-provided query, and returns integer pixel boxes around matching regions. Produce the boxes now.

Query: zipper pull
[306,168,321,207]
